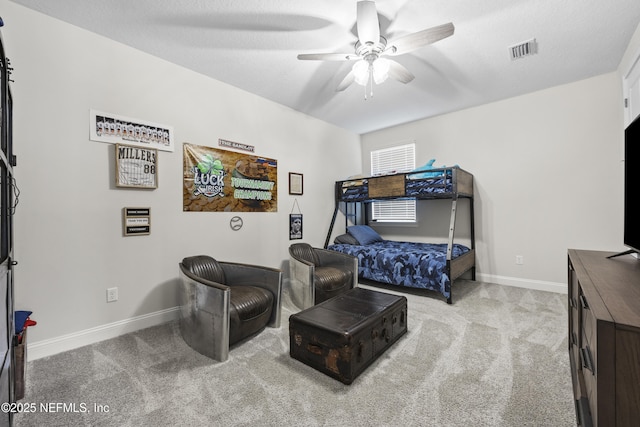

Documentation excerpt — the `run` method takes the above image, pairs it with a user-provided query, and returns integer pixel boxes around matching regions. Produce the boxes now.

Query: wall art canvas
[183,143,278,212]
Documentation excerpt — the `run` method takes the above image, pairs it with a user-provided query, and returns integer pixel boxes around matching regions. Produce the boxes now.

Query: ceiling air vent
[509,38,537,60]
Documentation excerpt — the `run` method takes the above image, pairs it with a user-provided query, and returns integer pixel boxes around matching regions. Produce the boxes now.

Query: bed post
[470,194,476,280]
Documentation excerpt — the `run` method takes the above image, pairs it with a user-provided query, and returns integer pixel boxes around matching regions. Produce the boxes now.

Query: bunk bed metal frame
[324,166,476,304]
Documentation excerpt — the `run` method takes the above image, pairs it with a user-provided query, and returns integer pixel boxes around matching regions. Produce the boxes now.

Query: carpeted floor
[14,281,576,427]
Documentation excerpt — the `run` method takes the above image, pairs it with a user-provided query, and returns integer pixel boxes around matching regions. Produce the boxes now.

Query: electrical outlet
[107,287,118,303]
[515,255,524,265]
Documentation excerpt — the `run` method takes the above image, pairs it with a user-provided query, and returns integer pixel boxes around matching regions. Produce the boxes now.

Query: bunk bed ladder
[446,196,458,304]
[447,197,458,261]
[324,202,340,249]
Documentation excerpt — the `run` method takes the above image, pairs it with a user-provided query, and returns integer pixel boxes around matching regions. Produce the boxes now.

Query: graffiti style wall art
[183,143,278,212]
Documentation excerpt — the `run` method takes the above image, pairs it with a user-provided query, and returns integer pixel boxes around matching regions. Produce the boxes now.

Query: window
[370,143,416,222]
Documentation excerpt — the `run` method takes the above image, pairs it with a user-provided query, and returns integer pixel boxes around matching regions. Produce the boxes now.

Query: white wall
[361,72,625,292]
[1,1,361,358]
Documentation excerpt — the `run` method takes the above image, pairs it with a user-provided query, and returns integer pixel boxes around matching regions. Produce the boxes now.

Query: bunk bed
[324,167,476,304]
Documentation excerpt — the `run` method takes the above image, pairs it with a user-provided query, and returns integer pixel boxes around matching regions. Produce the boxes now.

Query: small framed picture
[289,172,303,195]
[123,207,151,236]
[115,143,158,189]
[290,214,303,240]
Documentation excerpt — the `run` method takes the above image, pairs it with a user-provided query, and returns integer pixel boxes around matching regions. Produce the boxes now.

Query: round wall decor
[230,216,243,231]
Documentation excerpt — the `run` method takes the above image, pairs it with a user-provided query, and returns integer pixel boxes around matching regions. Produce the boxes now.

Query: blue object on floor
[14,310,33,335]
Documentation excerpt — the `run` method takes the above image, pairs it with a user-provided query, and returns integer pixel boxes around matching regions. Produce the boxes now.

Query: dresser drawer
[579,290,598,421]
[580,340,597,421]
[580,290,596,348]
[569,296,580,373]
[579,287,597,377]
[568,260,581,375]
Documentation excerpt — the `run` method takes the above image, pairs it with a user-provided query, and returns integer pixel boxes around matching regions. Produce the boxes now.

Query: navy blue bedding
[327,240,471,300]
[405,176,452,197]
[339,173,453,202]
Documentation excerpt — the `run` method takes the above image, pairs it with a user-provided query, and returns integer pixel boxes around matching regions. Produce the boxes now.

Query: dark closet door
[0,26,15,427]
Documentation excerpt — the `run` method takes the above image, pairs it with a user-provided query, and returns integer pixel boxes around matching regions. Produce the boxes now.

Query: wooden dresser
[567,249,640,427]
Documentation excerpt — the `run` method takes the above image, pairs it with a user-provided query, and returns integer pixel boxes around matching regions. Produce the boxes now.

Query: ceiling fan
[297,0,454,96]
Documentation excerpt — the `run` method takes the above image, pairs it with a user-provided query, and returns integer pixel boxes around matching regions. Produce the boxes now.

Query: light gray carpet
[14,281,576,427]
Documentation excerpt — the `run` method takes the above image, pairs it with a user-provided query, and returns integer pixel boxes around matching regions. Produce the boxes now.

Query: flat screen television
[610,113,640,258]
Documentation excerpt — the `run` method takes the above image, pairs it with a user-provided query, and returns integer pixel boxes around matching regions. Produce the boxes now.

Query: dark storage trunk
[289,287,407,384]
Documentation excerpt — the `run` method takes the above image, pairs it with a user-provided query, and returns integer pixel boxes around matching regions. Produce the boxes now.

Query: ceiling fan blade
[387,59,415,84]
[356,0,380,44]
[336,71,356,92]
[384,22,454,56]
[297,53,358,61]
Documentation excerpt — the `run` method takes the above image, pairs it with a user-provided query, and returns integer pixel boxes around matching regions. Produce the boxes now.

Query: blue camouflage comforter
[327,241,470,300]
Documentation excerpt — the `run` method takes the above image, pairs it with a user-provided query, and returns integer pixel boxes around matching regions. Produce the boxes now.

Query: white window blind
[370,143,416,222]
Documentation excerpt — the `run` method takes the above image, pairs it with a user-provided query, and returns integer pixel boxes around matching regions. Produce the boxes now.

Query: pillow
[334,233,360,245]
[347,225,383,245]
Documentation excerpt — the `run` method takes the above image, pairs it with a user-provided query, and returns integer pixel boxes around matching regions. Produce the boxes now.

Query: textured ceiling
[9,0,640,134]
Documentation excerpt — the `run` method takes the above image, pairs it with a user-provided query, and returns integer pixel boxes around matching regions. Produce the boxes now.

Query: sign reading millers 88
[116,144,158,188]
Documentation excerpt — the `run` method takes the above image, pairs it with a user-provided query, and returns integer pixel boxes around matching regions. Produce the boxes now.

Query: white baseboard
[26,307,180,361]
[475,273,567,294]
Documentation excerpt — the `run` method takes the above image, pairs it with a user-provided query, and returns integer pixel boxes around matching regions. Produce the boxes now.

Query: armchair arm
[289,255,315,310]
[220,262,282,328]
[178,264,231,362]
[180,263,229,291]
[315,248,358,289]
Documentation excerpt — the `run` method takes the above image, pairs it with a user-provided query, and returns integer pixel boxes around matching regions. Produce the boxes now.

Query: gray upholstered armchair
[288,243,358,310]
[178,255,282,362]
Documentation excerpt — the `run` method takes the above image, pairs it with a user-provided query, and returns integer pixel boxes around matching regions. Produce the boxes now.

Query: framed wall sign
[289,172,303,195]
[90,109,174,152]
[289,214,303,240]
[123,207,151,236]
[116,143,158,189]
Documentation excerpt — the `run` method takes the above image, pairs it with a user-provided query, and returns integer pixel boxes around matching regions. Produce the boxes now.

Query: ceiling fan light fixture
[352,60,370,86]
[372,58,390,84]
[353,57,389,87]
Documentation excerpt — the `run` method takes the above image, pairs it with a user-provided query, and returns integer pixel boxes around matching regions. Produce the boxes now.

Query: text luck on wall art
[182,143,278,212]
